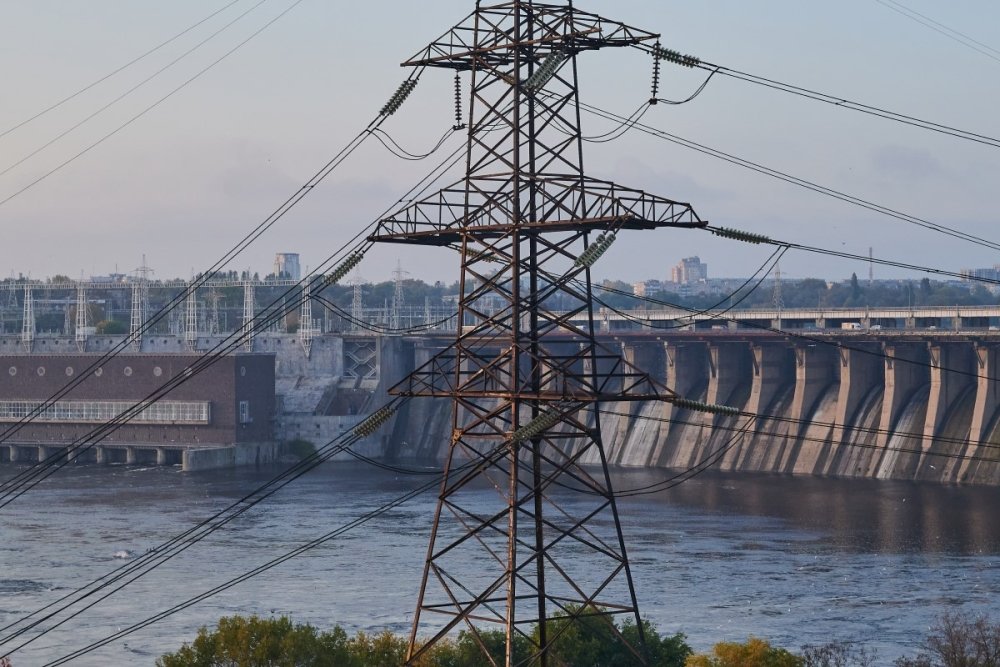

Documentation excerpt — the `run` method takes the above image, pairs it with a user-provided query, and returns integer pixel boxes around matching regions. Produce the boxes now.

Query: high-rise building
[273,253,301,280]
[670,256,708,285]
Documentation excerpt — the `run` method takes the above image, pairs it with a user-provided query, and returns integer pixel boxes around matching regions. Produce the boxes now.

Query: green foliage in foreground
[157,610,691,667]
[159,611,1000,667]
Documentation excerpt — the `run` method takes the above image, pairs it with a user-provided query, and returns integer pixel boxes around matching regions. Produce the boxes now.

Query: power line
[0,0,272,180]
[0,67,435,455]
[1,127,470,646]
[0,399,405,656]
[873,0,1000,65]
[38,440,517,667]
[596,406,1000,472]
[577,100,1000,253]
[589,281,1000,385]
[0,0,246,141]
[0,0,309,209]
[644,43,1000,148]
[369,127,455,161]
[312,294,456,334]
[0,113,459,507]
[562,405,1000,501]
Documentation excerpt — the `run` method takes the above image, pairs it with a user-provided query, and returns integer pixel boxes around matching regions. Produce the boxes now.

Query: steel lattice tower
[369,2,705,664]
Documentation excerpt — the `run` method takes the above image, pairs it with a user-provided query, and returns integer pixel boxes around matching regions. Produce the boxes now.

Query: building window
[0,400,210,424]
[239,400,251,424]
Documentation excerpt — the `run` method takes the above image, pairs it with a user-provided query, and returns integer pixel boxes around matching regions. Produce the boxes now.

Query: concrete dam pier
[385,331,1000,485]
[2,328,998,484]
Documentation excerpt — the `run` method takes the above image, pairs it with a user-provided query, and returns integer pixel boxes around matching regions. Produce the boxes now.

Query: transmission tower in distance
[369,2,706,664]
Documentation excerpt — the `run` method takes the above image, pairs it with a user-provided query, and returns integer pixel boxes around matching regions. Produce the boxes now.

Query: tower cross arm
[402,3,660,71]
[367,176,707,246]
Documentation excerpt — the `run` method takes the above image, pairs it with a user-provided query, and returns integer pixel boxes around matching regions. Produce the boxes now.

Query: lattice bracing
[367,3,704,665]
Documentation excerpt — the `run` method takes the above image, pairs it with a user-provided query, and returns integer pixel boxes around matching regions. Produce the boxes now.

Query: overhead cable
[644,43,1000,148]
[0,0,312,209]
[39,440,518,666]
[0,0,272,180]
[577,100,1000,253]
[0,0,246,141]
[873,0,1000,65]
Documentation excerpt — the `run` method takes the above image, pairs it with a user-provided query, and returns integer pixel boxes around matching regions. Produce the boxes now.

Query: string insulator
[467,248,499,264]
[524,51,568,92]
[574,232,616,268]
[511,406,566,443]
[709,226,772,245]
[650,40,662,104]
[353,405,397,437]
[320,251,365,289]
[380,78,419,116]
[671,397,739,416]
[652,45,701,69]
[453,73,466,130]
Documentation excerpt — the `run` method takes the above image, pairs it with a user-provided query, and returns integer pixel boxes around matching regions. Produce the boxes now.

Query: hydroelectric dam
[1,305,1000,484]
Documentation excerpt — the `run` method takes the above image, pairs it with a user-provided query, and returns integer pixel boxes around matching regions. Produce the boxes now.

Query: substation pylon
[368,2,706,665]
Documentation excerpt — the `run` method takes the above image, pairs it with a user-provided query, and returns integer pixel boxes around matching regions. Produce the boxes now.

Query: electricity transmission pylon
[369,2,705,664]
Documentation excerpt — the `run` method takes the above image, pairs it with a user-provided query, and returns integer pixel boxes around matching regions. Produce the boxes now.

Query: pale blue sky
[0,1,997,284]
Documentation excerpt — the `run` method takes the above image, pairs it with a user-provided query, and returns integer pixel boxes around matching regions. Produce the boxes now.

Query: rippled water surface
[1,462,998,665]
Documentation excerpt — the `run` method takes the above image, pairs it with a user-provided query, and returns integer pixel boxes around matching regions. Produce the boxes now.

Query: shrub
[156,615,349,667]
[894,612,1000,667]
[158,612,689,667]
[801,640,878,666]
[686,637,803,667]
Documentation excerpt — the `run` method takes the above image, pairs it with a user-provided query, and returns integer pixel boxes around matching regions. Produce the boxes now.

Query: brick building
[0,353,274,458]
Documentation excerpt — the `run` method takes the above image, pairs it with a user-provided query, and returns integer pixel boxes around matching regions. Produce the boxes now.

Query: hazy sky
[1,1,998,285]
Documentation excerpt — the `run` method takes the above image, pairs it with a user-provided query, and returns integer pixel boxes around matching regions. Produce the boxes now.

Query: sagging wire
[653,67,719,105]
[582,103,653,144]
[608,415,759,498]
[312,294,457,335]
[642,42,1000,149]
[369,126,456,161]
[547,407,759,499]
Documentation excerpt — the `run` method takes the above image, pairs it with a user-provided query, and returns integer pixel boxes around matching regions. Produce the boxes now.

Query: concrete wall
[377,336,1000,486]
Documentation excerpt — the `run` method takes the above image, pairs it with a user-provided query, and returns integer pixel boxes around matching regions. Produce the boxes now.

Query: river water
[1,461,998,666]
